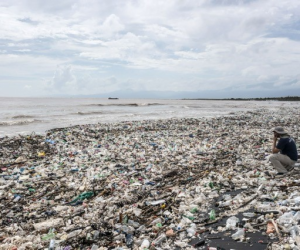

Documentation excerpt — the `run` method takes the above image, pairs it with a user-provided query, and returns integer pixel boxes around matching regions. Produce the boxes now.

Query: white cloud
[47,65,76,90]
[0,53,64,79]
[0,0,300,97]
[15,49,31,52]
[100,14,125,37]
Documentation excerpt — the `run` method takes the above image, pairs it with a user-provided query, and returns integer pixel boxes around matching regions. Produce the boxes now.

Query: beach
[2,0,300,247]
[0,104,300,249]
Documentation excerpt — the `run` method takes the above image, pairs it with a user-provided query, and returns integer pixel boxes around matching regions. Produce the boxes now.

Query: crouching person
[269,127,297,177]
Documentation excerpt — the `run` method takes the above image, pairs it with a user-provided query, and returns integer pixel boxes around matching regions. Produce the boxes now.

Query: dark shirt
[276,137,298,161]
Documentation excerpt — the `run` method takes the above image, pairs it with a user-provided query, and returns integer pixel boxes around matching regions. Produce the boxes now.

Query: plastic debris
[0,106,299,249]
[226,216,240,229]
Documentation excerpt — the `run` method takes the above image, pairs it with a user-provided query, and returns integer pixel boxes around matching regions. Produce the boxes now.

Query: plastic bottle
[151,217,162,225]
[149,200,165,205]
[179,231,187,240]
[90,244,99,250]
[236,160,242,166]
[291,197,300,205]
[152,233,166,246]
[294,211,300,222]
[186,223,197,237]
[183,214,195,221]
[128,219,140,228]
[218,200,232,207]
[243,212,256,218]
[146,164,152,171]
[190,207,198,213]
[137,225,146,232]
[231,228,244,240]
[14,195,22,202]
[140,239,150,249]
[67,229,81,239]
[290,226,300,246]
[255,203,273,212]
[86,232,91,240]
[121,225,130,233]
[222,194,232,200]
[125,233,133,248]
[42,228,56,241]
[93,230,100,240]
[49,239,55,250]
[226,216,239,229]
[176,223,183,230]
[277,211,294,227]
[209,209,216,220]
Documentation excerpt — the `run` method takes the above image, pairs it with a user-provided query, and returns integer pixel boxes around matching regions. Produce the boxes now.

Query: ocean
[0,97,298,137]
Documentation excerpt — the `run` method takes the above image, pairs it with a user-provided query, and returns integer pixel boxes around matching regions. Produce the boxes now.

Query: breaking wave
[86,103,163,107]
[11,115,35,119]
[0,119,39,126]
[74,111,104,115]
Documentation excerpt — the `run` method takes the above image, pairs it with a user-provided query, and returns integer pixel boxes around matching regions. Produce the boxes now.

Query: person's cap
[272,127,288,135]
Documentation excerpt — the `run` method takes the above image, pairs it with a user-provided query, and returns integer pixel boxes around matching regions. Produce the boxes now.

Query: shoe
[275,172,288,178]
[286,166,295,172]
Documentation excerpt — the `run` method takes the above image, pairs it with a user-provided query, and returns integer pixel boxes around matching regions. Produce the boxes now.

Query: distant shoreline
[182,96,300,101]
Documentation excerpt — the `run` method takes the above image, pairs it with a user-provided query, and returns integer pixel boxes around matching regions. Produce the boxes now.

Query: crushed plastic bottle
[42,228,56,241]
[243,212,256,218]
[218,200,232,208]
[151,217,162,225]
[49,239,55,250]
[148,199,166,205]
[152,233,166,246]
[232,228,245,240]
[226,216,240,229]
[125,233,133,248]
[277,211,295,228]
[290,225,300,246]
[90,244,99,250]
[187,223,197,237]
[294,211,300,222]
[140,239,150,249]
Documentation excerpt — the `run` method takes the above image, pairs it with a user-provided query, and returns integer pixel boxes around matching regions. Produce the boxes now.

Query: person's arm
[272,135,280,153]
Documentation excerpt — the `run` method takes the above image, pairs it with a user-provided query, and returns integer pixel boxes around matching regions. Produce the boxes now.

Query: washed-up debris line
[0,107,300,250]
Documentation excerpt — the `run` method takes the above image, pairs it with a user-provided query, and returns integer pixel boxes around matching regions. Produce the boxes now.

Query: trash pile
[0,107,300,250]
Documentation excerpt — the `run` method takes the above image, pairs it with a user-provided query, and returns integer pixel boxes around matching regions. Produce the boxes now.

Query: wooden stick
[271,219,282,241]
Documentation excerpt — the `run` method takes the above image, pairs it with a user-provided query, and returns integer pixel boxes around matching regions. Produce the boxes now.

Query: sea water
[0,97,297,137]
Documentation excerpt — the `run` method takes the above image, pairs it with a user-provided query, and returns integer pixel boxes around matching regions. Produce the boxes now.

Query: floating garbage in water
[0,106,299,249]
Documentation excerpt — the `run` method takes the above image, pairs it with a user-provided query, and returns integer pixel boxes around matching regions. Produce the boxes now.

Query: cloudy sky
[1,0,300,98]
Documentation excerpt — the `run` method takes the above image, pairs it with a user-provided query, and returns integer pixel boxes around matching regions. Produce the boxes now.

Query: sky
[1,0,300,98]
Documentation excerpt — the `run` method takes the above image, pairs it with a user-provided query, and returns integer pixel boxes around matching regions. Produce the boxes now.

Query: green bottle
[209,209,216,220]
[42,228,55,241]
[190,207,198,213]
[183,214,195,221]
